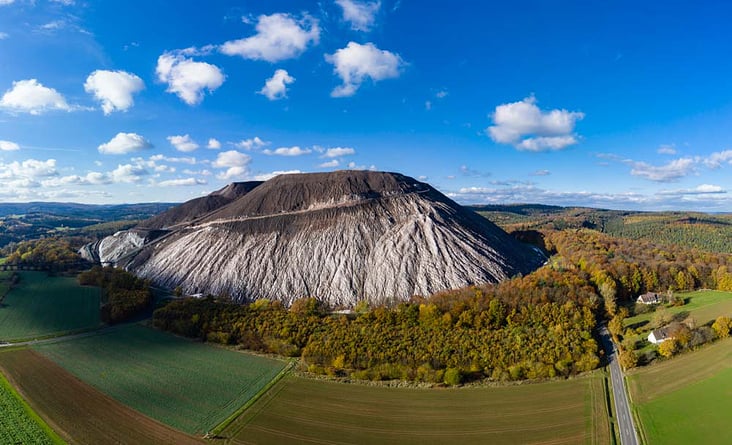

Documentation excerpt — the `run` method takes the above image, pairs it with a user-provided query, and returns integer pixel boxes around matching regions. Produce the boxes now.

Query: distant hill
[473,204,732,254]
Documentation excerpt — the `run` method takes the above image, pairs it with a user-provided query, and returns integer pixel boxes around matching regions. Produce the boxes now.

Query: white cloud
[41,172,112,187]
[149,154,197,164]
[531,169,551,176]
[0,158,57,179]
[263,146,311,156]
[326,42,405,97]
[319,159,339,168]
[0,79,70,114]
[156,52,225,105]
[235,136,267,150]
[0,32,8,40]
[50,0,75,5]
[627,157,696,182]
[158,178,207,187]
[336,0,381,32]
[98,132,152,155]
[213,150,251,180]
[658,184,726,196]
[253,170,302,181]
[321,146,355,158]
[435,90,448,98]
[346,161,376,170]
[259,69,295,100]
[0,140,19,151]
[167,134,199,152]
[702,149,732,169]
[84,70,144,115]
[111,163,148,183]
[0,1,14,5]
[657,145,677,155]
[207,138,221,149]
[487,96,584,151]
[425,100,431,111]
[220,13,320,62]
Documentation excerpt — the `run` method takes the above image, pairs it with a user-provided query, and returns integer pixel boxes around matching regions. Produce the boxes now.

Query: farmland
[34,324,287,435]
[628,337,732,444]
[0,349,204,445]
[0,271,100,341]
[0,369,64,445]
[219,371,611,445]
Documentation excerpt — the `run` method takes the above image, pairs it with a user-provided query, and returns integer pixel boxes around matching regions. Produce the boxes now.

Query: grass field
[219,372,611,445]
[0,369,65,445]
[34,324,287,435]
[0,271,101,341]
[0,349,204,445]
[628,337,732,444]
[625,290,732,330]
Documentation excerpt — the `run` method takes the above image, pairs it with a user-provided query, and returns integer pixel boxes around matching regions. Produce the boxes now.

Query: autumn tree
[712,316,732,338]
[658,339,678,358]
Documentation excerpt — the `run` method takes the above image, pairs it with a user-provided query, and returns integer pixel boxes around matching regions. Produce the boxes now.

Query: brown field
[218,372,611,445]
[0,349,204,445]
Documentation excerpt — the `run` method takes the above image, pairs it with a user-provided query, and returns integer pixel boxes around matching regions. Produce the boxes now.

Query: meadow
[624,290,732,330]
[219,371,612,445]
[0,271,100,341]
[0,369,64,445]
[34,324,287,435]
[628,337,732,444]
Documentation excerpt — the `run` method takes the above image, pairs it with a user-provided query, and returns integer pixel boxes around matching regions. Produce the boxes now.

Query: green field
[0,271,101,341]
[221,371,611,445]
[0,371,65,444]
[35,324,287,435]
[628,337,732,444]
[625,290,732,329]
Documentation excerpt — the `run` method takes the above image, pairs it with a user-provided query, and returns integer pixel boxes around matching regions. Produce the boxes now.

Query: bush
[443,367,463,386]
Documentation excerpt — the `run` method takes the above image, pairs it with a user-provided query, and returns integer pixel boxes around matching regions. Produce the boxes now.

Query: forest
[78,266,152,323]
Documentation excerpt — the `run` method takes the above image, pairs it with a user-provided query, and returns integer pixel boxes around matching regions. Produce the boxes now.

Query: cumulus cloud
[531,169,551,176]
[110,163,148,183]
[84,70,144,115]
[325,42,405,97]
[0,79,71,114]
[319,159,340,168]
[167,134,199,152]
[157,177,207,187]
[41,172,112,187]
[657,184,726,196]
[207,138,221,149]
[98,132,152,155]
[213,150,251,180]
[235,136,267,150]
[702,149,732,169]
[263,146,311,156]
[259,69,295,100]
[487,96,584,151]
[149,154,197,164]
[320,146,355,158]
[0,140,20,151]
[156,52,225,105]
[0,158,57,180]
[336,0,381,31]
[657,145,677,155]
[220,13,320,62]
[627,157,696,182]
[253,170,302,181]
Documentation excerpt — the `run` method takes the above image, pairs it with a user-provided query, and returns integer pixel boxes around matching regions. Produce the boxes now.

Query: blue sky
[2,1,732,210]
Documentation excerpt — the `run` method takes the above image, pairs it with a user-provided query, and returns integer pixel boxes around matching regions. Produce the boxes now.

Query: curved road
[599,326,640,445]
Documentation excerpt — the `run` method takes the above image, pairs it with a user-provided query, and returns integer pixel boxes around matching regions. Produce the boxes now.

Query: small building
[637,292,661,305]
[648,327,673,344]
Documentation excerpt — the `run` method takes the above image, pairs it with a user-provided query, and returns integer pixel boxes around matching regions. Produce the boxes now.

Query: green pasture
[222,371,611,445]
[0,370,65,444]
[35,324,287,435]
[628,338,732,444]
[625,290,732,330]
[0,271,100,341]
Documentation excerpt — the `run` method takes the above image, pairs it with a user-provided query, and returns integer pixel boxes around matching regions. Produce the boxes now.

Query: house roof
[637,292,660,303]
[650,327,672,341]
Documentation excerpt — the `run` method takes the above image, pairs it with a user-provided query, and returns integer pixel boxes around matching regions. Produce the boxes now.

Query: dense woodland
[78,266,152,323]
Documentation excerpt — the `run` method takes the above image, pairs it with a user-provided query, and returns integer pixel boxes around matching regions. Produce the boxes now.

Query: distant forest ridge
[471,204,732,254]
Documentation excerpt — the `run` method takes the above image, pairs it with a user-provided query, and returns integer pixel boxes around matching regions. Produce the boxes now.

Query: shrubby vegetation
[78,266,151,323]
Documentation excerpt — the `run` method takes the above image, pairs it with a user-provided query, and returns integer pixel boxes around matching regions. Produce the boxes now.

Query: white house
[637,292,661,305]
[648,327,672,344]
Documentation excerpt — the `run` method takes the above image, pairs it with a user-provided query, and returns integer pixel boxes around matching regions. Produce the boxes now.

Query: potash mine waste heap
[81,170,544,307]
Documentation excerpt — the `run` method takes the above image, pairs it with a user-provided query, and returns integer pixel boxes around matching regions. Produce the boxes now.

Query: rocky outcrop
[85,171,544,307]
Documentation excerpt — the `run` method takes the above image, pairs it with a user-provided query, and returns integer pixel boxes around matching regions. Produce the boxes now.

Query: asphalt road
[600,326,640,445]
